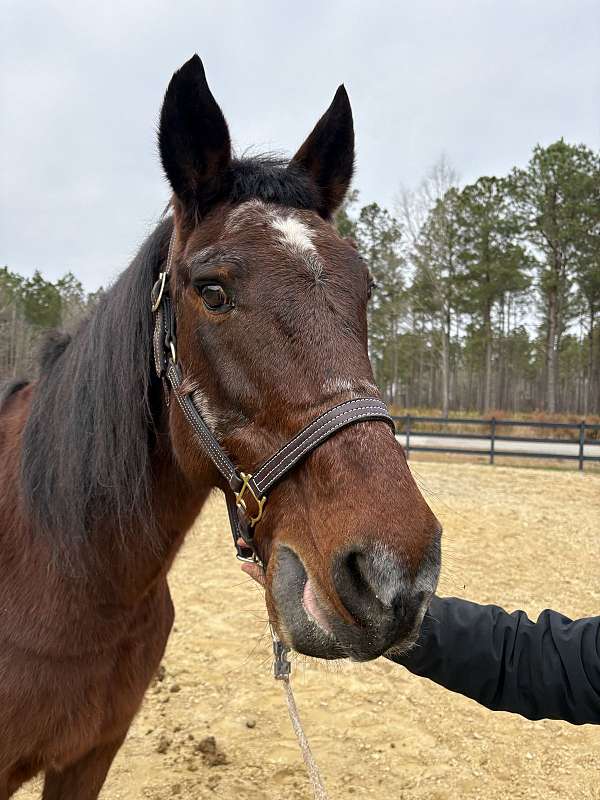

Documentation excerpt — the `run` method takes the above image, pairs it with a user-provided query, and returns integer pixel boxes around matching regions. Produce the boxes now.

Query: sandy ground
[17,462,600,799]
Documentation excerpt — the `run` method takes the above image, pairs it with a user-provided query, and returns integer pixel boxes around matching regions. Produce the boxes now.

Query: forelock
[228,156,319,210]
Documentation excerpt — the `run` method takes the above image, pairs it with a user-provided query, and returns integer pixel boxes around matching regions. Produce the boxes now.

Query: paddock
[17,462,600,800]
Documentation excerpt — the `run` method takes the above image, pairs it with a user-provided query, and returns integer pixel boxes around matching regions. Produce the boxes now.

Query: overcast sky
[2,0,599,290]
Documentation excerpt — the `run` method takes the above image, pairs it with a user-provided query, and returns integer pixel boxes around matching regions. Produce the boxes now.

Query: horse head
[160,56,441,661]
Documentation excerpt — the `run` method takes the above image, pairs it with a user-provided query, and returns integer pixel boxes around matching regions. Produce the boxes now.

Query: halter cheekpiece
[152,227,395,563]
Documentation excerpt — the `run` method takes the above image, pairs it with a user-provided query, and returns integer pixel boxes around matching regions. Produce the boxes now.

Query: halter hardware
[235,472,267,527]
[151,271,168,312]
[168,337,177,364]
[152,225,396,564]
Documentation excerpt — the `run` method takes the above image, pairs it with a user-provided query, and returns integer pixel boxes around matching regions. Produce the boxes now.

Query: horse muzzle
[269,538,440,661]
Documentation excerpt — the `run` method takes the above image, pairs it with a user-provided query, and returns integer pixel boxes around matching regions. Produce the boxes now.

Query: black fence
[392,415,600,471]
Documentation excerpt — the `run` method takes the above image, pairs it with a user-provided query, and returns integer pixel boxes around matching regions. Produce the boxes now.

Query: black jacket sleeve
[388,596,600,725]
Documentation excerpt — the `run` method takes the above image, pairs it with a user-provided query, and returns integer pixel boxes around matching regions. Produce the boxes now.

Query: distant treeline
[336,140,600,416]
[2,139,599,417]
[0,269,103,379]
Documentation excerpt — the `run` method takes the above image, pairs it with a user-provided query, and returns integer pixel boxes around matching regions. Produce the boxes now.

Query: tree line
[0,268,103,379]
[2,138,599,417]
[337,140,600,416]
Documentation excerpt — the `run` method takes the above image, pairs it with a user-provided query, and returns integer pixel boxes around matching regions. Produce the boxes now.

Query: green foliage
[457,176,530,318]
[0,266,24,304]
[412,188,461,316]
[505,140,600,410]
[20,271,62,328]
[352,202,405,398]
[335,139,600,414]
[508,140,599,319]
[0,268,103,378]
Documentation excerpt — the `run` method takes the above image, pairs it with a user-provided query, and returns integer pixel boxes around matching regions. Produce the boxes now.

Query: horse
[0,55,441,799]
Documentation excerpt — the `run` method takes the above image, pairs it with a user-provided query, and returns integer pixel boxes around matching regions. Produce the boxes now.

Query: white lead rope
[272,632,330,800]
[281,676,330,800]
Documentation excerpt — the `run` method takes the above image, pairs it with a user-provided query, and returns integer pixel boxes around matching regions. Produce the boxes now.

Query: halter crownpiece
[152,226,396,562]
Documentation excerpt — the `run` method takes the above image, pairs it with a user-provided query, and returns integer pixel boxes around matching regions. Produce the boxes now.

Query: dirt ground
[18,462,600,799]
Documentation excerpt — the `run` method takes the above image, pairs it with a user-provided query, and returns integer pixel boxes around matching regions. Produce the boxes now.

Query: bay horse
[0,56,441,798]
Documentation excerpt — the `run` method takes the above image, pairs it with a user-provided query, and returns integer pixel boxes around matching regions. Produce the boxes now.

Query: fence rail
[392,415,600,471]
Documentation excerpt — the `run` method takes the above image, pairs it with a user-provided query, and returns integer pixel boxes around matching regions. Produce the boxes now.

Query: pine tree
[508,141,600,412]
[411,188,462,416]
[353,203,404,403]
[457,177,530,412]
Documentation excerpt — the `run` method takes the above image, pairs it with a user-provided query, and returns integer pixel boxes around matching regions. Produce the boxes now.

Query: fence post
[579,421,585,472]
[405,414,411,459]
[490,417,496,465]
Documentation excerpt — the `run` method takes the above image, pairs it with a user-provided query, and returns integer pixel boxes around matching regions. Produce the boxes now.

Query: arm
[388,596,600,725]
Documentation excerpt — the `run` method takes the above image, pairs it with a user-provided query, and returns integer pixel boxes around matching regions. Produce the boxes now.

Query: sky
[1,0,599,291]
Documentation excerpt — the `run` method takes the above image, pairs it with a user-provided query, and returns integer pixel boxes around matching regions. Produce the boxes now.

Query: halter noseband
[151,229,395,563]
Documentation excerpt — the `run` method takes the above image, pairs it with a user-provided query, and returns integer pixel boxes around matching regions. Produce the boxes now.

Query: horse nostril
[333,547,421,632]
[342,551,370,597]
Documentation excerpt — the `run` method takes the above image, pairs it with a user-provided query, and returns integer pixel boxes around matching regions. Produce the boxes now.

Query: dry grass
[391,406,600,441]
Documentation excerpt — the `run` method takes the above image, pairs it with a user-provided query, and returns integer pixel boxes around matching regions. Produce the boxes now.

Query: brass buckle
[235,472,267,527]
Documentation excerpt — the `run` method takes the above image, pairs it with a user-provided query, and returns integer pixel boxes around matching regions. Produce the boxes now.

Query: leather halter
[152,228,395,562]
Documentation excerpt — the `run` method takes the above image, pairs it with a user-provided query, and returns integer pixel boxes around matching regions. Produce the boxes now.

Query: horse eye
[199,284,232,312]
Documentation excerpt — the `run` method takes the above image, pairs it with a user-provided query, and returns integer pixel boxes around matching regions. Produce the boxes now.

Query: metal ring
[151,272,167,312]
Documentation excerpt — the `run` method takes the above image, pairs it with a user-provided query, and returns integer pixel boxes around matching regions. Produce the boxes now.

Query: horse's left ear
[290,85,354,219]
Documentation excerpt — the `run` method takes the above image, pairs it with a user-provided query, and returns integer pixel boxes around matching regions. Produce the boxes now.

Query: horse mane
[0,379,29,412]
[38,330,72,371]
[21,216,173,559]
[20,155,320,563]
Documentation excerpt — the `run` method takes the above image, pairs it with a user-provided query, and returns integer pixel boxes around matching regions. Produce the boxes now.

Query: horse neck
[2,390,213,658]
[33,390,213,608]
[92,442,213,607]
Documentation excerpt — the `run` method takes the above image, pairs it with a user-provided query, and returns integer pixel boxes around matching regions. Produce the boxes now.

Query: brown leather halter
[152,228,395,562]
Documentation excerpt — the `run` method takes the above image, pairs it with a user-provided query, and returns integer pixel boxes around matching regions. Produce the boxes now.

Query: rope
[280,675,330,800]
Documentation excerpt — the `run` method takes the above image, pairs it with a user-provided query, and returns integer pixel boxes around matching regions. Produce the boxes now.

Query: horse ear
[159,55,231,220]
[290,85,354,219]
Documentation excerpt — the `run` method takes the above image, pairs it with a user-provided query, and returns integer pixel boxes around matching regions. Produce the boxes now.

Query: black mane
[21,216,172,560]
[0,379,29,411]
[20,156,321,563]
[38,330,72,371]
